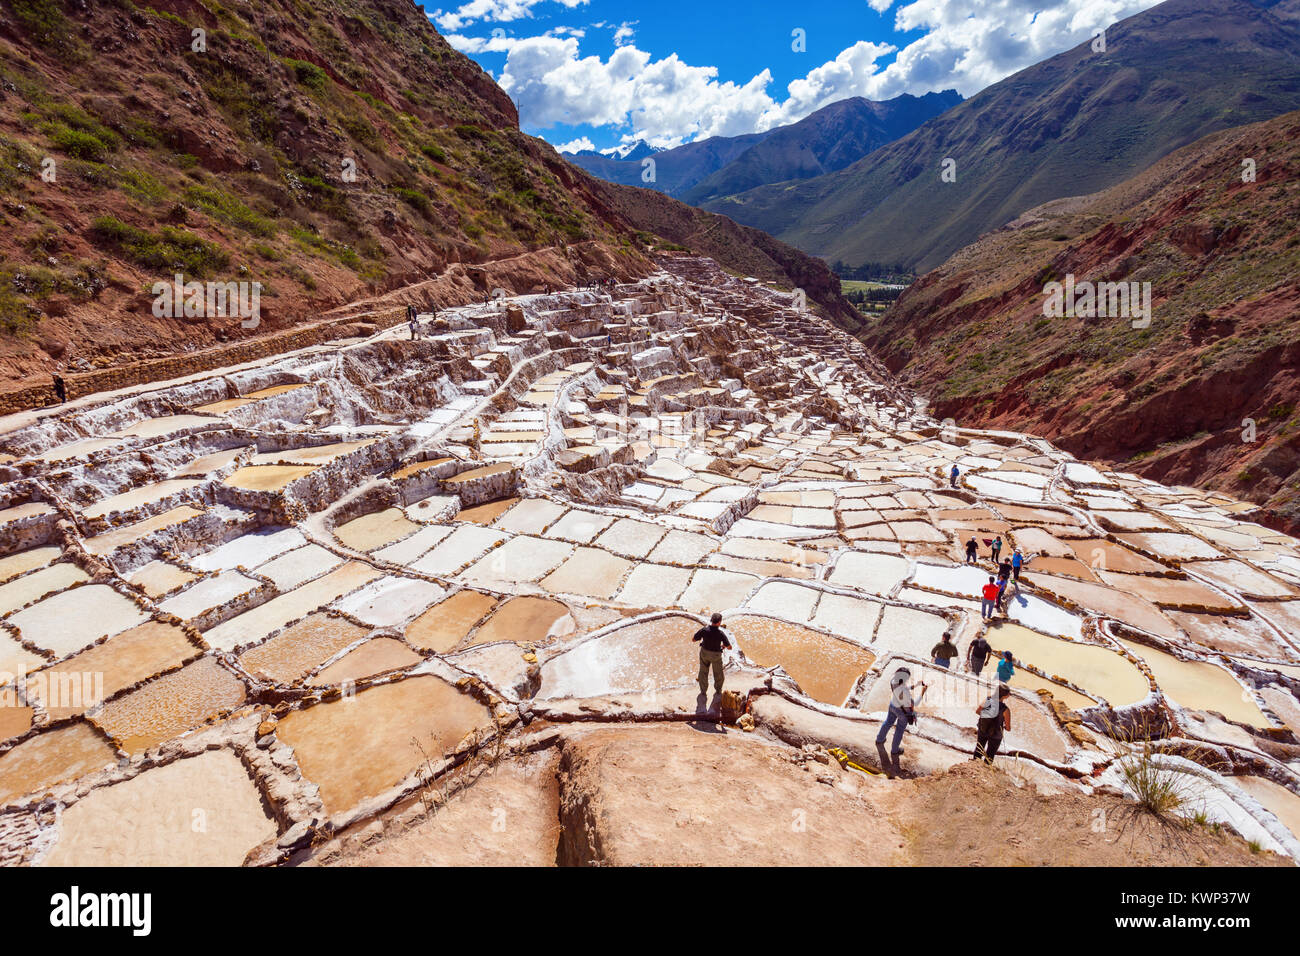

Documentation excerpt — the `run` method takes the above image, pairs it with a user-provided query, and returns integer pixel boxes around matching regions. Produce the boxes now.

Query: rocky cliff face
[862,110,1300,530]
[0,0,851,397]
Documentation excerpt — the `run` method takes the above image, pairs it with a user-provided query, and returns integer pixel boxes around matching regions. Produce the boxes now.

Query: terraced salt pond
[3,260,1299,865]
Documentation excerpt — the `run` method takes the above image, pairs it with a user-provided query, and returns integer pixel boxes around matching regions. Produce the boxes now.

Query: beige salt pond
[110,414,219,439]
[984,623,1150,707]
[334,508,421,552]
[83,506,204,556]
[238,613,371,684]
[541,547,634,599]
[276,675,493,814]
[41,749,276,867]
[1116,639,1269,727]
[457,497,520,524]
[0,561,89,615]
[1232,776,1300,841]
[223,465,318,492]
[0,546,61,585]
[728,615,874,706]
[0,721,116,806]
[92,656,248,754]
[127,560,199,599]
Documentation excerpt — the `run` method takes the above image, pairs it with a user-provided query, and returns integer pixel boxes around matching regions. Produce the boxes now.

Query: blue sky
[428,0,1158,154]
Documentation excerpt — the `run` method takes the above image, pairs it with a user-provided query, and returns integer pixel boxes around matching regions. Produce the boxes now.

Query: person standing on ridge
[981,576,999,620]
[965,536,978,565]
[52,373,66,404]
[996,650,1015,684]
[1011,548,1024,582]
[407,304,420,340]
[692,612,731,697]
[990,535,1003,565]
[950,464,960,488]
[931,630,959,669]
[876,667,926,758]
[974,684,1012,763]
[967,633,992,676]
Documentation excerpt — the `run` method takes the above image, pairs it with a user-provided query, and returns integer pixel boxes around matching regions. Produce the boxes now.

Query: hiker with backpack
[875,667,926,758]
[974,684,1012,763]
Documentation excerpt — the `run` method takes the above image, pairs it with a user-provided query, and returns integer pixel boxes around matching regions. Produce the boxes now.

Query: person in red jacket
[980,577,1000,621]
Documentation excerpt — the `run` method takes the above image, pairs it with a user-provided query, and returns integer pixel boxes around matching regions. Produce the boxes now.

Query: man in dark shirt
[967,634,992,676]
[692,612,731,695]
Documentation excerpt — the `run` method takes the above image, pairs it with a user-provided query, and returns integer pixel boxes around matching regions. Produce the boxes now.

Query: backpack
[979,693,1002,719]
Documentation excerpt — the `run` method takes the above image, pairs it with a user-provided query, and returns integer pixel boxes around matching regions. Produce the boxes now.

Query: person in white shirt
[875,667,926,757]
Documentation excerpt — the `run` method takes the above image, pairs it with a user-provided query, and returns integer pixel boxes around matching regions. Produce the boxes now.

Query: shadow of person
[875,742,899,779]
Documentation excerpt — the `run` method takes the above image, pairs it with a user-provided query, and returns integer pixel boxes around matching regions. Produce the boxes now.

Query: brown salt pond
[392,457,454,480]
[405,591,498,652]
[1022,556,1099,581]
[91,657,248,754]
[41,749,277,867]
[1098,571,1242,612]
[728,615,874,706]
[238,613,371,684]
[1232,776,1300,841]
[0,721,116,806]
[333,508,421,552]
[222,465,317,492]
[0,701,33,741]
[1116,639,1269,727]
[470,596,573,647]
[1170,610,1300,660]
[984,623,1150,707]
[1029,574,1181,641]
[307,637,422,686]
[30,620,197,720]
[457,497,520,524]
[276,675,493,814]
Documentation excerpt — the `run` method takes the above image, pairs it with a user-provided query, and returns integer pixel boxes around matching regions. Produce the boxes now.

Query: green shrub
[91,216,229,276]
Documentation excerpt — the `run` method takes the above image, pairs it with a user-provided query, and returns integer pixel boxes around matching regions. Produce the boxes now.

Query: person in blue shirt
[996,650,1015,683]
[1011,549,1024,581]
[949,464,960,487]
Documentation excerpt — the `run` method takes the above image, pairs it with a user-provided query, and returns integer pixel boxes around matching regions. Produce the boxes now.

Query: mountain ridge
[702,0,1300,272]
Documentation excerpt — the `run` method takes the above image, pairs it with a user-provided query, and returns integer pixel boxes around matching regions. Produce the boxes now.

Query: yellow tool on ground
[827,747,881,776]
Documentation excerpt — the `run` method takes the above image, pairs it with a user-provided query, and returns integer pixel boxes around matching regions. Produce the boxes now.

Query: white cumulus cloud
[467,0,1161,147]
